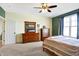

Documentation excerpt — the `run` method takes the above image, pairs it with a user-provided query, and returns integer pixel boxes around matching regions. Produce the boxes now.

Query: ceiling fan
[34,3,57,13]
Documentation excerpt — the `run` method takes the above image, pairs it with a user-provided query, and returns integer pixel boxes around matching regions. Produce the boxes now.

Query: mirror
[25,21,36,32]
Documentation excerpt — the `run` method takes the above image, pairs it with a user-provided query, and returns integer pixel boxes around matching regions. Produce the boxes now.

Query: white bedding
[0,41,49,56]
[48,35,79,47]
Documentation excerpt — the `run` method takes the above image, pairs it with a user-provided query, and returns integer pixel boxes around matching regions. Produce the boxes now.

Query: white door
[5,19,16,44]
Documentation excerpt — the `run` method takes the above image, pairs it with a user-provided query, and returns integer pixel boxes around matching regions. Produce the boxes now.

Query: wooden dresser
[22,32,39,43]
[40,28,50,41]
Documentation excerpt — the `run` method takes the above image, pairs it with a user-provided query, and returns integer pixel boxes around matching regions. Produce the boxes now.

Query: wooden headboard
[22,32,39,43]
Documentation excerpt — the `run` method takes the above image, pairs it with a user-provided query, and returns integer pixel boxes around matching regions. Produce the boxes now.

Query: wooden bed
[43,36,79,56]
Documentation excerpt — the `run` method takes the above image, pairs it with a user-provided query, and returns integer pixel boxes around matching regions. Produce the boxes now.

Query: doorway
[0,16,5,46]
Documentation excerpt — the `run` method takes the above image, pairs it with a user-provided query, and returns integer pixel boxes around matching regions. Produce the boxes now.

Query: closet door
[5,19,16,44]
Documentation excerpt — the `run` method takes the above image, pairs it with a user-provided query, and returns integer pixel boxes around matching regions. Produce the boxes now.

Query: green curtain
[52,17,60,36]
[0,7,5,18]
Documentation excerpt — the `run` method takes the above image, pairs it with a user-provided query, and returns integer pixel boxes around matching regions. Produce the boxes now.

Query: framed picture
[25,21,36,32]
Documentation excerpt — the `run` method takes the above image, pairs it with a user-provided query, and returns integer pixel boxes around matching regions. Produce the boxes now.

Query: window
[63,14,77,38]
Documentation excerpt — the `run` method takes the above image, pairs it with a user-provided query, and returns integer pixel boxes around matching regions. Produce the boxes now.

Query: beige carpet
[0,41,49,56]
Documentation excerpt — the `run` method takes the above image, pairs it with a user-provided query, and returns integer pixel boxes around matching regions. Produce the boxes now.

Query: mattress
[43,36,79,56]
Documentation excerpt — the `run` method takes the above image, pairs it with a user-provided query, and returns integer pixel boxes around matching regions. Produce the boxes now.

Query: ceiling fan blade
[34,7,42,9]
[47,9,51,12]
[48,5,57,8]
[39,10,42,13]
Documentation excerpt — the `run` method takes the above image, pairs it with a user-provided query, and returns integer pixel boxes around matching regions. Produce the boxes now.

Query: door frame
[0,16,5,45]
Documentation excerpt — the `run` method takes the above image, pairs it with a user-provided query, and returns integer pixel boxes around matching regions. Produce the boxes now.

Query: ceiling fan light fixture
[34,3,57,13]
[42,9,47,12]
[42,3,48,7]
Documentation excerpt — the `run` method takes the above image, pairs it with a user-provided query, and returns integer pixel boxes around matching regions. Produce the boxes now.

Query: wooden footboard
[43,44,71,56]
[43,44,58,56]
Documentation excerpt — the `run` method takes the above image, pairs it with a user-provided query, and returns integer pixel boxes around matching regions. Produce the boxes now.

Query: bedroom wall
[5,12,52,43]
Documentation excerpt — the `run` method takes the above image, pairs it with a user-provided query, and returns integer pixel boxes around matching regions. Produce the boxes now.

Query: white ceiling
[0,3,79,18]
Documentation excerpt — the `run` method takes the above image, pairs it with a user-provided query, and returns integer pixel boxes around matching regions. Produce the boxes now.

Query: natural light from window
[63,14,77,38]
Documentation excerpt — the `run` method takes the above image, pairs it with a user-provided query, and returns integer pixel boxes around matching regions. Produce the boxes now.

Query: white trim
[0,16,5,20]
